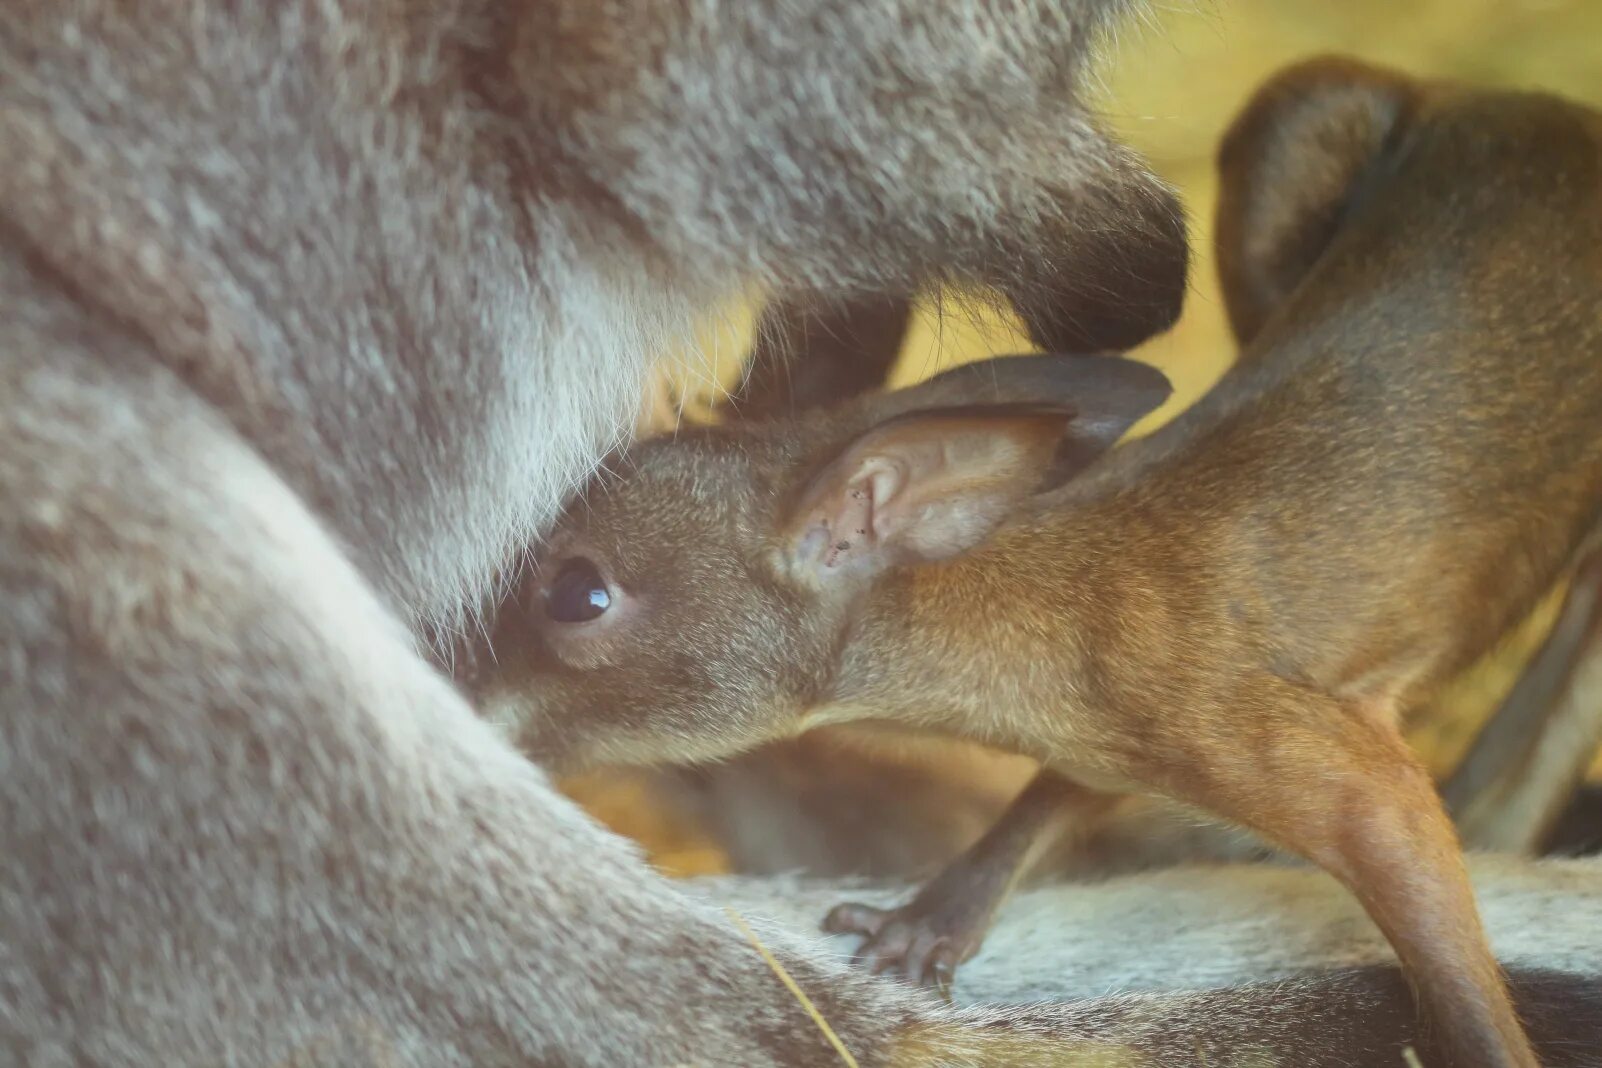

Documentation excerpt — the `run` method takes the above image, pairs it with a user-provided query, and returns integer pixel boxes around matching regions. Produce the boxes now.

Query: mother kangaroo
[6,3,1570,1067]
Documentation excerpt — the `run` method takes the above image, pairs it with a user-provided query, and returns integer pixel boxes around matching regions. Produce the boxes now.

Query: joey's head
[479,354,1169,773]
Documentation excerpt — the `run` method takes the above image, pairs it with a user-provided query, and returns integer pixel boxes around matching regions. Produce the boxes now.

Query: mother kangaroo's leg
[1,316,1053,1066]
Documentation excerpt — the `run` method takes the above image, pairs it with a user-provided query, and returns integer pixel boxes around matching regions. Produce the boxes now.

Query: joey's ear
[774,351,1168,587]
[851,353,1171,450]
[776,405,1076,586]
[720,295,913,423]
[1216,56,1420,346]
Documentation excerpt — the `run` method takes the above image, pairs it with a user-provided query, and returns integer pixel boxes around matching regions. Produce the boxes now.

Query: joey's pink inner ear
[777,405,1075,587]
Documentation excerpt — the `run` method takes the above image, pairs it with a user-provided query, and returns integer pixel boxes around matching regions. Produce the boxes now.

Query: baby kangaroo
[480,58,1602,1068]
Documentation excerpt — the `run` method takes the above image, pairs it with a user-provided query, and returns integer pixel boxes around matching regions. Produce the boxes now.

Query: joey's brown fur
[481,58,1602,1068]
[638,263,1602,886]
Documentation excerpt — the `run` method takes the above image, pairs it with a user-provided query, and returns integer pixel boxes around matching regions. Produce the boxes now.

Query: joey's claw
[822,901,915,975]
[822,901,891,939]
[860,922,917,974]
[905,930,957,992]
[821,898,974,995]
[931,959,956,1003]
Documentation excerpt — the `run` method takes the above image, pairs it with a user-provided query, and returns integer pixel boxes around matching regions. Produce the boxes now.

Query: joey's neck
[830,509,1161,758]
[824,458,1256,773]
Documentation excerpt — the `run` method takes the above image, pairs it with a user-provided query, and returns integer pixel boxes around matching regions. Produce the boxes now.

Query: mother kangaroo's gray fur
[2,2,1594,1066]
[710,855,1602,1068]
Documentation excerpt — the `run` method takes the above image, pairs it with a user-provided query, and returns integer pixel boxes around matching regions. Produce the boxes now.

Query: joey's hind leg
[823,770,1110,996]
[1148,681,1541,1068]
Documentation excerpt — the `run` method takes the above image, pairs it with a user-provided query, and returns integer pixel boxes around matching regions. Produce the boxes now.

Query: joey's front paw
[821,895,990,999]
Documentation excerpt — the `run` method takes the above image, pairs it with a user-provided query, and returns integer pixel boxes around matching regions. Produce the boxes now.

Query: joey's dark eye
[543,557,613,623]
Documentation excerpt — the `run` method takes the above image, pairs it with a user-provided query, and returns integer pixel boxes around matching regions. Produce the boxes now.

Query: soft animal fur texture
[708,854,1602,1004]
[620,273,1602,888]
[477,57,1602,1068]
[2,0,1593,1061]
[705,855,1602,1068]
[2,1,1385,1065]
[638,221,1602,898]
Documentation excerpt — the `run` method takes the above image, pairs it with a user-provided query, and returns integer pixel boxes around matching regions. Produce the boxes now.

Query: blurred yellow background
[585,0,1602,872]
